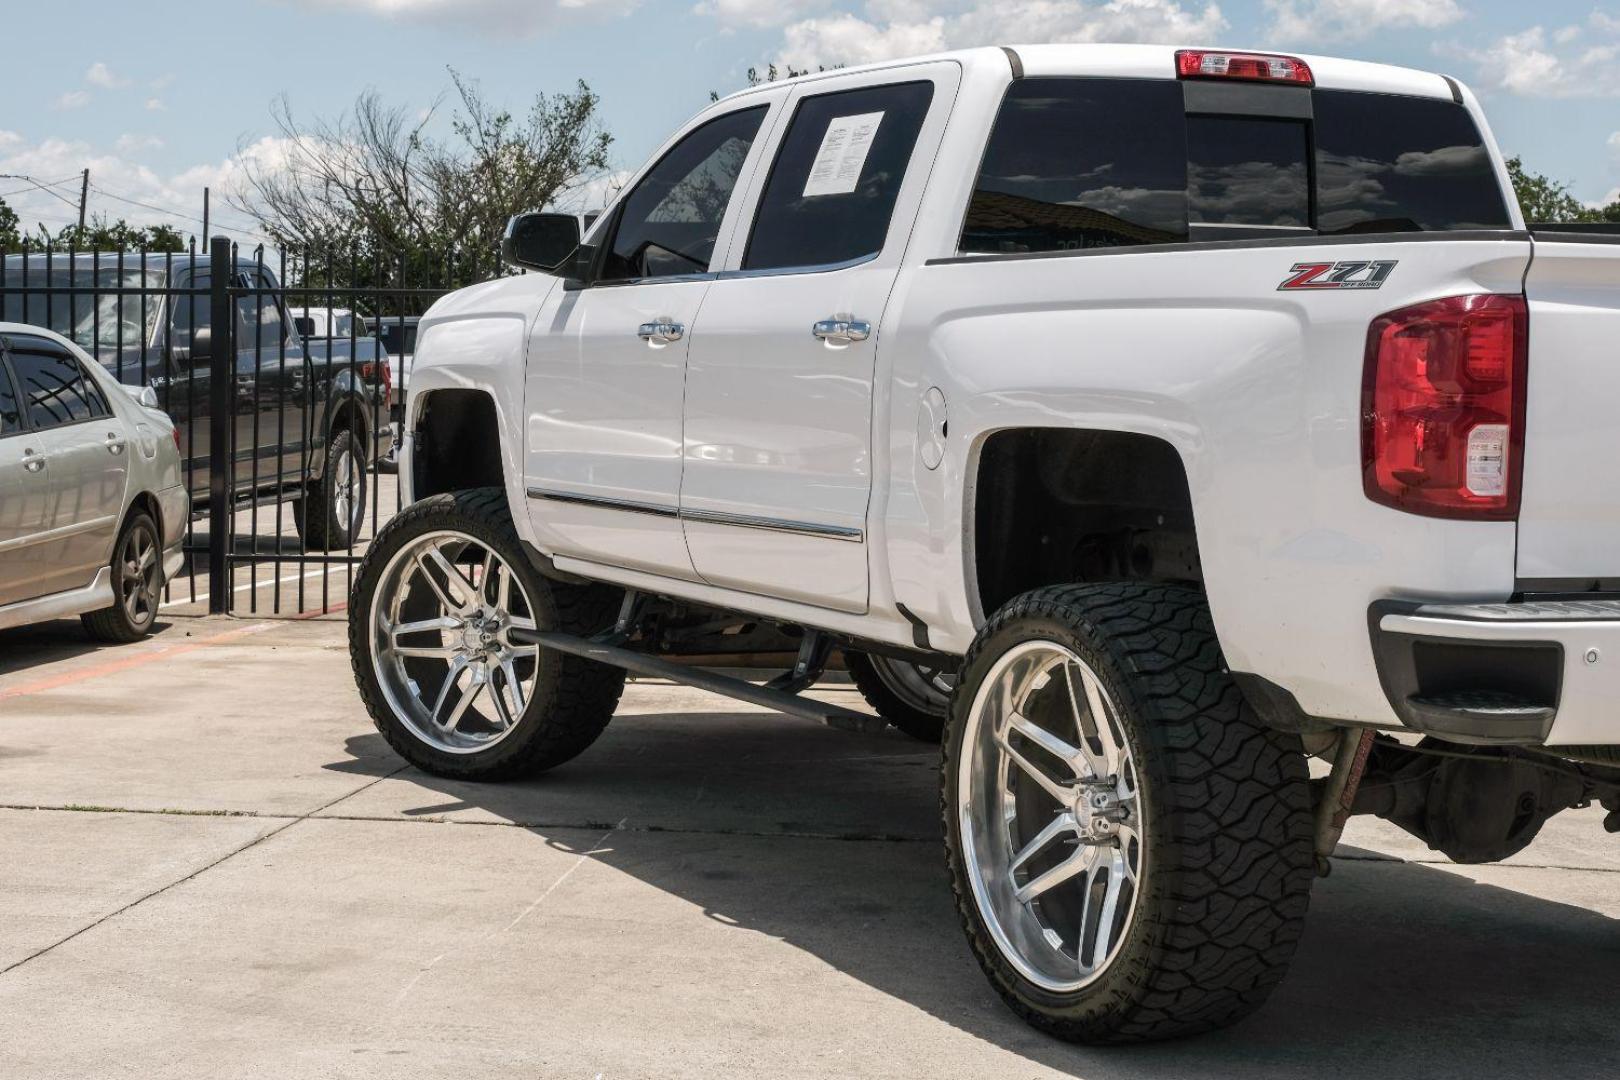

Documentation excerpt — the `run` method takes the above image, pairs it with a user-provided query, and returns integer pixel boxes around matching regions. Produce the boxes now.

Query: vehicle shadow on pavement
[326,716,1620,1080]
[0,619,183,679]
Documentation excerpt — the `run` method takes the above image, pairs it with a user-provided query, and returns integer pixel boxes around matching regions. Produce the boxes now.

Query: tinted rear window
[1314,90,1510,234]
[1187,115,1310,229]
[961,79,1188,253]
[960,78,1510,254]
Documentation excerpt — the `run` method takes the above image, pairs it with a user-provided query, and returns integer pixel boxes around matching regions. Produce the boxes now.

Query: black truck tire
[845,651,951,742]
[296,427,366,551]
[349,487,626,781]
[942,583,1315,1043]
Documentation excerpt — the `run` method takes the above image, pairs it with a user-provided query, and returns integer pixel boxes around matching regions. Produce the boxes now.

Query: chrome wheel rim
[332,446,363,534]
[368,530,539,754]
[958,640,1143,992]
[869,655,954,715]
[119,524,159,627]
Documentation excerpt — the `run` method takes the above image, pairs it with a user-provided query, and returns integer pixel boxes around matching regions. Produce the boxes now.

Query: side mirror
[135,385,160,409]
[187,326,212,362]
[501,212,581,274]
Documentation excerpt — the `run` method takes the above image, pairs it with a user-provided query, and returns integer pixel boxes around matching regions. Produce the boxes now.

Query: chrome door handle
[812,317,871,346]
[105,433,126,455]
[21,448,44,472]
[637,320,685,345]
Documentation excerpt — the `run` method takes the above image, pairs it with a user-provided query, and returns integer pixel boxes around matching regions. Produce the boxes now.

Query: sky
[2,0,1618,244]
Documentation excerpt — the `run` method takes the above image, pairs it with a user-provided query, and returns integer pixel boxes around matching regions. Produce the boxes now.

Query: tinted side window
[7,337,108,429]
[0,357,20,435]
[744,81,934,271]
[1314,90,1510,234]
[962,79,1188,254]
[170,274,211,361]
[602,106,767,282]
[1186,115,1311,229]
[237,274,287,345]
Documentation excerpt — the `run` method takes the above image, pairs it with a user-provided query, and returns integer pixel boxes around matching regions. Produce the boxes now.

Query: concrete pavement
[2,615,1618,1078]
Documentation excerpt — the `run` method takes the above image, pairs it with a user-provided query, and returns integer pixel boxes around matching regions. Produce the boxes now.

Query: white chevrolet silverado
[347,44,1620,1043]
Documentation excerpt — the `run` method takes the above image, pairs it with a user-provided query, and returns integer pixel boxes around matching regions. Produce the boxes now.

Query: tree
[0,197,20,249]
[710,63,836,102]
[1506,156,1620,224]
[230,69,612,291]
[35,216,187,252]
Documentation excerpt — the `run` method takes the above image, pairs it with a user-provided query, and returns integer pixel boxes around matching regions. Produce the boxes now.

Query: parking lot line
[161,565,340,612]
[0,621,276,701]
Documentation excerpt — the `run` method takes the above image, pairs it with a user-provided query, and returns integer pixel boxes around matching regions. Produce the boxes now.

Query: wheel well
[972,428,1201,616]
[413,390,505,499]
[327,397,371,447]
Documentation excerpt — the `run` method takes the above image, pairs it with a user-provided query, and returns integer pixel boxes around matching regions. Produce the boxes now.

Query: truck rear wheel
[296,428,366,552]
[943,583,1314,1043]
[845,651,952,742]
[349,488,626,780]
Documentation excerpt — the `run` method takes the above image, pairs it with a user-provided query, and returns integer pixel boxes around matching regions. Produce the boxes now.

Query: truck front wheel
[350,488,626,780]
[943,583,1314,1043]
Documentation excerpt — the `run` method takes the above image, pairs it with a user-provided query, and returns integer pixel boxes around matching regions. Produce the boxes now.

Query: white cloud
[114,134,166,154]
[145,97,167,112]
[1609,131,1620,155]
[1265,0,1460,43]
[1448,15,1620,98]
[56,90,92,110]
[0,133,294,242]
[779,13,947,66]
[85,62,128,89]
[0,130,22,149]
[759,0,1225,69]
[294,0,638,36]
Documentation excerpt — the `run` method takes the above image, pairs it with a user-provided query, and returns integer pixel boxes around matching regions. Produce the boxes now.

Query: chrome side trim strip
[679,507,864,543]
[526,487,678,519]
[527,488,864,542]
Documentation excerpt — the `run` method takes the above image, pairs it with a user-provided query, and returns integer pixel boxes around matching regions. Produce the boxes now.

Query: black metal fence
[1,234,503,617]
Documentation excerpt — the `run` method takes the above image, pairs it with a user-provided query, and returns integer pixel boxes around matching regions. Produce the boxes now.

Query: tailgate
[1518,233,1620,585]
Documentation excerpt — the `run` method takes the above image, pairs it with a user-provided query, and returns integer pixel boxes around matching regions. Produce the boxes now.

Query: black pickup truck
[1,254,392,550]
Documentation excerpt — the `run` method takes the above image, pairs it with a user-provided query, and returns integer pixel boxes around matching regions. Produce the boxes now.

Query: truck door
[523,97,782,579]
[235,269,308,491]
[678,64,958,613]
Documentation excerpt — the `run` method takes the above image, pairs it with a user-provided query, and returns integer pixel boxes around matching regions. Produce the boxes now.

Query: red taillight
[172,425,181,452]
[1175,49,1313,86]
[361,359,392,397]
[1361,294,1528,520]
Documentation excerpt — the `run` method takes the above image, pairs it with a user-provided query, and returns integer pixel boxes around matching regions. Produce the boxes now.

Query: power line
[0,173,82,209]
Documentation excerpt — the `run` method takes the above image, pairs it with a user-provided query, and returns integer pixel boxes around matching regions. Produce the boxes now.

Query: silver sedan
[0,323,187,641]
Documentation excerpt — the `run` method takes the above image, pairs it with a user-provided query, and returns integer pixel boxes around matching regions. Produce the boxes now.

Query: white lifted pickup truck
[348,44,1620,1043]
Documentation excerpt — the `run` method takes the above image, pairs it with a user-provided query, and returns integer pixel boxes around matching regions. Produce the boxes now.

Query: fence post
[208,236,233,614]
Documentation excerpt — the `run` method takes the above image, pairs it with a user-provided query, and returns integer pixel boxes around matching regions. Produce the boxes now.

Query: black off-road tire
[296,427,366,552]
[845,651,948,743]
[349,487,627,781]
[943,583,1315,1043]
[82,512,163,644]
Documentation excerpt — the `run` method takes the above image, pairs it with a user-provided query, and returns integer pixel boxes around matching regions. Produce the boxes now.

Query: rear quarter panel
[880,236,1532,725]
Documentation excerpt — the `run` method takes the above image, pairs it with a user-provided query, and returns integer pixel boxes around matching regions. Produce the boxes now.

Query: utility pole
[202,186,209,244]
[77,168,88,233]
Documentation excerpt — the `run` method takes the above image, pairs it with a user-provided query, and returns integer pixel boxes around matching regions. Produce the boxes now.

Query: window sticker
[803,112,885,197]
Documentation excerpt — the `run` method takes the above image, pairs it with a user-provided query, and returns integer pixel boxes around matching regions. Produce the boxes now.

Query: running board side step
[510,628,889,734]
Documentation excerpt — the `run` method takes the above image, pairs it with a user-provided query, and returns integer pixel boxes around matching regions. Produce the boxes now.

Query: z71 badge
[1278,260,1398,291]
